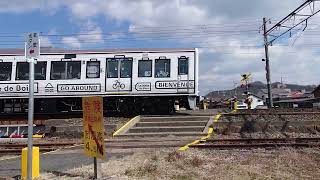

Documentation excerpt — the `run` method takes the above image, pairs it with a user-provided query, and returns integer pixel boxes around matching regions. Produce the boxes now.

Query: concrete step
[140,116,210,123]
[105,136,202,142]
[135,121,208,127]
[106,140,189,146]
[105,143,184,149]
[105,139,196,143]
[116,132,207,137]
[129,126,204,133]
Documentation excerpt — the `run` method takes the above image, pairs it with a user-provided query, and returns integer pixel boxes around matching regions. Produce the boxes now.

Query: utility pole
[233,81,237,97]
[263,17,273,108]
[25,32,40,180]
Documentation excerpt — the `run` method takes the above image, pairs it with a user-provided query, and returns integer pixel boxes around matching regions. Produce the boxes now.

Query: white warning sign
[26,32,40,59]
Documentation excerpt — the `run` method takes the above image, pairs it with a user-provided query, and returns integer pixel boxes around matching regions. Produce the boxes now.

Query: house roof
[290,91,304,97]
[312,85,320,94]
[260,88,291,95]
[248,94,263,100]
[274,97,315,103]
[0,47,196,56]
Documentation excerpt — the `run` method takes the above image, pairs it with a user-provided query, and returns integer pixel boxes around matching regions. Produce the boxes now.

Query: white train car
[0,48,198,114]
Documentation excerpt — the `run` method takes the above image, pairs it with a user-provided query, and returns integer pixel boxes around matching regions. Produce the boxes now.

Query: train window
[120,59,132,78]
[178,57,188,75]
[50,61,81,80]
[155,59,170,78]
[0,62,12,81]
[107,59,118,78]
[16,62,47,80]
[86,61,100,78]
[138,60,152,77]
[35,62,47,80]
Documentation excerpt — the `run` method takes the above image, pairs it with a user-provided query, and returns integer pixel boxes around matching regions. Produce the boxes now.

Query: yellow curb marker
[178,113,221,151]
[178,140,200,151]
[231,109,238,113]
[214,113,221,122]
[112,116,139,137]
[178,109,237,151]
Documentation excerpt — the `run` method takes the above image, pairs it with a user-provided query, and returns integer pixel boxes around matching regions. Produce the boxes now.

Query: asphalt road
[0,149,132,178]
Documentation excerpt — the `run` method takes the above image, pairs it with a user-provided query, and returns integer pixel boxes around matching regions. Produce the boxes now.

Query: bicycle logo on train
[112,80,125,89]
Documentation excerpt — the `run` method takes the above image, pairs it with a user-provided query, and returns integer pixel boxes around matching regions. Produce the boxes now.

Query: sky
[0,0,319,95]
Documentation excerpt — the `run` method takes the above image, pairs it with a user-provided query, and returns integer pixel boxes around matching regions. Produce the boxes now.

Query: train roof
[0,47,196,56]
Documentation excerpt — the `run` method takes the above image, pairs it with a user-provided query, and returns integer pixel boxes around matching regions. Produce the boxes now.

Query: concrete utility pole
[262,17,273,108]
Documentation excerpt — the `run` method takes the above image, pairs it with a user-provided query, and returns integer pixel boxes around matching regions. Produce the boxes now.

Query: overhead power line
[0,19,263,35]
[262,0,320,108]
[265,0,320,45]
[0,29,261,45]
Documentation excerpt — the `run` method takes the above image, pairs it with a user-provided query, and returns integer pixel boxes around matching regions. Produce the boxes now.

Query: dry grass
[39,148,320,180]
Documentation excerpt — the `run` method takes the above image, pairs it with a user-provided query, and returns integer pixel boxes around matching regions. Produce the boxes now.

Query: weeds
[166,151,183,162]
[188,156,204,167]
[40,148,320,180]
[151,154,159,162]
[171,174,193,180]
[125,160,159,178]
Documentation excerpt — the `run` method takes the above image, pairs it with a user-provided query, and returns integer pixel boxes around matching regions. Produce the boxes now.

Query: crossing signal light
[241,73,251,81]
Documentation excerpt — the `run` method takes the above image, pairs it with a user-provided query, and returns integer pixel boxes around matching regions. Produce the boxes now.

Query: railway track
[190,137,320,149]
[0,112,83,126]
[222,111,320,116]
[0,111,133,125]
[0,142,78,155]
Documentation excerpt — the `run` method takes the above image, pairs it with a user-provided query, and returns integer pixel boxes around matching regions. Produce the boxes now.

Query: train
[0,47,199,115]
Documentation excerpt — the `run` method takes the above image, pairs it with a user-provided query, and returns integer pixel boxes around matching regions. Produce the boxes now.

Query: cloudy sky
[0,0,319,95]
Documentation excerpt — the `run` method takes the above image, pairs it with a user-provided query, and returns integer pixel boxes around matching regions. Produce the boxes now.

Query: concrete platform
[139,116,210,122]
[116,132,207,137]
[113,115,211,137]
[135,121,208,127]
[124,116,210,135]
[129,126,205,133]
[109,115,212,150]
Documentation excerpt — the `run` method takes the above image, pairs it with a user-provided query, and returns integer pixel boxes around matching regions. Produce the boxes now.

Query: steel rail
[221,112,320,116]
[203,137,320,143]
[191,143,320,149]
[0,142,77,148]
[191,137,320,149]
[0,148,55,155]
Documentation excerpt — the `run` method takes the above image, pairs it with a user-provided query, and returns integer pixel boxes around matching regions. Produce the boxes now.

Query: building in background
[237,94,264,109]
[257,88,291,102]
[313,85,320,98]
[272,86,318,108]
[312,85,320,108]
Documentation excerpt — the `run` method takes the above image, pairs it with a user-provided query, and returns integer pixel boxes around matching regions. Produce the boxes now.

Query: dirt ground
[45,117,130,127]
[39,147,320,180]
[44,117,130,138]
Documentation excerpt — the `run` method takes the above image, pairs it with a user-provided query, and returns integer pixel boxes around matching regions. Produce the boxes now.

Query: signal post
[24,32,40,180]
[82,96,105,179]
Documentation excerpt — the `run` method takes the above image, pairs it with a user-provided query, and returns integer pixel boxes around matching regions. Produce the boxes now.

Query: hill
[205,81,317,99]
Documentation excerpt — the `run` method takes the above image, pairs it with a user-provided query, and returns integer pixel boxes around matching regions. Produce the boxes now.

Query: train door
[177,56,190,93]
[106,56,132,92]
